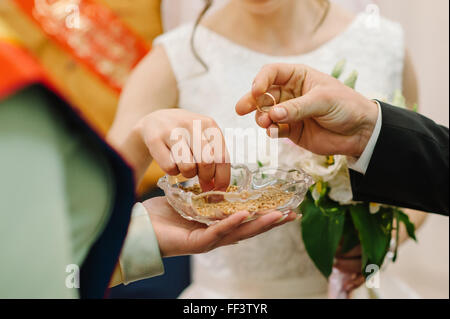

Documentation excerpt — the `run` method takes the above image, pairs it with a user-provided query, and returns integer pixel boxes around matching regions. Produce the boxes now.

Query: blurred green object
[331,59,346,79]
[0,85,114,298]
[343,70,359,89]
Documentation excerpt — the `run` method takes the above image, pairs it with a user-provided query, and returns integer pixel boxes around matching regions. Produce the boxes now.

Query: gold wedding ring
[256,92,277,113]
[257,92,291,138]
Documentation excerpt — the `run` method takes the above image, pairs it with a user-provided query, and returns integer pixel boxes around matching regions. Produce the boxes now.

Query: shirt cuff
[347,100,382,174]
[119,202,164,285]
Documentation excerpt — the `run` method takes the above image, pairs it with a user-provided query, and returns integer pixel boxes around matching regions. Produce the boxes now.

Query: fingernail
[275,214,288,224]
[272,107,287,120]
[238,211,251,220]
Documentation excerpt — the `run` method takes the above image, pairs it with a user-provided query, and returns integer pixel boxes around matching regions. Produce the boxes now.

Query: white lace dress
[154,13,411,299]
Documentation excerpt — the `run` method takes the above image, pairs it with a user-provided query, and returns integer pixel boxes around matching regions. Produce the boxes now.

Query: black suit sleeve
[349,102,449,216]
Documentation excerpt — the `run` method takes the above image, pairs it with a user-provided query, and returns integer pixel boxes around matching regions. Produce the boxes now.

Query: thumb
[268,91,331,124]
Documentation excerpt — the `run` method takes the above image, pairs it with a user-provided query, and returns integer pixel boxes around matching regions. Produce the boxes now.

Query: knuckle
[180,163,197,177]
[179,119,192,129]
[297,63,307,72]
[321,89,334,104]
[198,161,215,170]
[293,104,303,120]
[214,228,228,239]
[162,163,179,175]
[261,64,273,73]
[204,117,216,127]
[146,134,163,146]
[284,100,301,119]
[217,154,228,164]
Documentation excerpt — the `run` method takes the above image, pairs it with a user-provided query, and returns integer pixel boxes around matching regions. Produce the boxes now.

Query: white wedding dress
[154,13,418,299]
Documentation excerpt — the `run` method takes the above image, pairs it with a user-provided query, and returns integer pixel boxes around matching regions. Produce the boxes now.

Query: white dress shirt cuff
[347,100,382,174]
[119,202,164,285]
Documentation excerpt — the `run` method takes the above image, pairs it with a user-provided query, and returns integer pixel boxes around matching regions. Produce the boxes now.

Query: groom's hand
[143,197,297,257]
[235,63,379,158]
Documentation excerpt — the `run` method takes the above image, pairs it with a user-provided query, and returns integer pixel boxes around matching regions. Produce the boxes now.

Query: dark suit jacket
[350,102,449,216]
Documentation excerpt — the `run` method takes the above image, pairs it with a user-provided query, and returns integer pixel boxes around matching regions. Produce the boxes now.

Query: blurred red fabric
[0,41,52,100]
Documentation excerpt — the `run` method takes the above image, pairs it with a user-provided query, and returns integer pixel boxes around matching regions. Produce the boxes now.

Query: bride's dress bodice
[154,13,404,298]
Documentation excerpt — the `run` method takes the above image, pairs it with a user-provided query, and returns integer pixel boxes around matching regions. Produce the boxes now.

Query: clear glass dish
[157,164,314,225]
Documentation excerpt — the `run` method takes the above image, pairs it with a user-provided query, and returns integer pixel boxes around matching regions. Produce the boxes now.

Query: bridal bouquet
[281,60,417,283]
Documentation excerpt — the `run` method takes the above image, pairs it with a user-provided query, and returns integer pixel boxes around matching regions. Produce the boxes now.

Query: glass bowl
[157,164,314,225]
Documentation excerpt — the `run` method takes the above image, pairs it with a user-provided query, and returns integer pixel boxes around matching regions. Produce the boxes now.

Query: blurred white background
[161,0,449,298]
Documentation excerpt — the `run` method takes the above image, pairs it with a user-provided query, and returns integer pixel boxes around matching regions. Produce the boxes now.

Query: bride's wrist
[110,121,153,183]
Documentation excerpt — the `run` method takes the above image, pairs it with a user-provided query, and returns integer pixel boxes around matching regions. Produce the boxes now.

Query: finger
[267,124,292,139]
[203,122,231,191]
[236,86,282,116]
[216,211,296,248]
[193,130,216,191]
[218,211,285,245]
[235,91,258,116]
[254,87,282,110]
[235,84,292,117]
[214,163,231,191]
[256,111,273,129]
[170,138,198,178]
[198,164,215,192]
[147,139,180,176]
[263,211,297,230]
[344,275,366,292]
[252,63,306,98]
[270,91,330,124]
[199,211,250,248]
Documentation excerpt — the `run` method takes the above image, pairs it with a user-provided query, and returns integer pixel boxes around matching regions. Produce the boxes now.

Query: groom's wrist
[360,100,379,154]
[348,100,382,174]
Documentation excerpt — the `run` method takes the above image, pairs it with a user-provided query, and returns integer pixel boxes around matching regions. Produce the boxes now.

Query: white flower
[328,165,354,205]
[278,142,345,182]
[278,142,355,205]
[311,181,324,201]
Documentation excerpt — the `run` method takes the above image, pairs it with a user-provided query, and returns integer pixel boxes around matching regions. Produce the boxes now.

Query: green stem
[393,212,400,262]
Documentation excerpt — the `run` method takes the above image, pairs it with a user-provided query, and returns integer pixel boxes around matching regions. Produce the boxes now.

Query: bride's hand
[143,196,297,257]
[334,245,365,293]
[136,109,230,191]
[235,63,378,158]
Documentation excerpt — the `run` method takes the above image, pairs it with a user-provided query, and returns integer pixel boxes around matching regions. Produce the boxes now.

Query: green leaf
[392,212,400,262]
[349,204,394,272]
[344,70,358,89]
[340,209,360,254]
[331,59,346,79]
[311,181,328,206]
[396,209,417,241]
[300,194,346,278]
[257,160,263,167]
[392,89,407,108]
